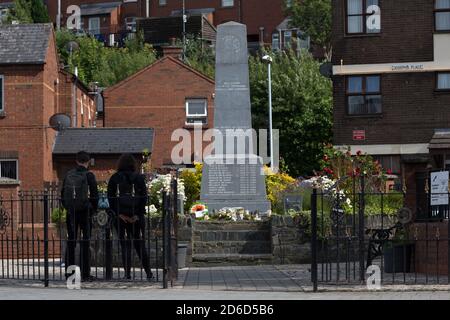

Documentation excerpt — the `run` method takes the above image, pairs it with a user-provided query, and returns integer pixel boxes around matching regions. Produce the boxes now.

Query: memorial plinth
[200,22,271,214]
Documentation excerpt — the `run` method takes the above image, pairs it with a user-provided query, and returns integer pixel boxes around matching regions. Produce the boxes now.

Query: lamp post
[262,55,274,172]
[182,0,186,61]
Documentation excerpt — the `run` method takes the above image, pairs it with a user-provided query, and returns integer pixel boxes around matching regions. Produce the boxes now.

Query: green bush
[51,208,67,225]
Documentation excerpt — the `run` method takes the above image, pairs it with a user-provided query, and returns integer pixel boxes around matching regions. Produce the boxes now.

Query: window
[125,17,137,32]
[272,33,280,51]
[346,0,380,34]
[0,75,3,112]
[186,99,207,125]
[0,8,9,24]
[286,0,292,8]
[88,17,100,35]
[0,159,18,181]
[283,30,292,49]
[435,0,450,31]
[159,0,167,5]
[346,75,381,115]
[222,0,234,7]
[437,72,450,90]
[373,155,401,174]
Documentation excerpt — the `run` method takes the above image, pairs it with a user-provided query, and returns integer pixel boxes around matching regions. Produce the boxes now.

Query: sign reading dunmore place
[430,171,449,206]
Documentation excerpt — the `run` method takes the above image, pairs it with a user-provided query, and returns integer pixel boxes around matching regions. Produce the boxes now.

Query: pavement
[0,286,449,300]
[1,264,450,300]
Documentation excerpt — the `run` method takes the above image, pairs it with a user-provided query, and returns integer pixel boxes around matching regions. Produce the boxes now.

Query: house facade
[0,24,96,191]
[332,0,450,194]
[102,51,215,169]
[39,0,301,50]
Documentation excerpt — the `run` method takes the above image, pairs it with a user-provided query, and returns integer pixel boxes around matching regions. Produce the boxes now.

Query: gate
[311,175,450,291]
[0,176,179,288]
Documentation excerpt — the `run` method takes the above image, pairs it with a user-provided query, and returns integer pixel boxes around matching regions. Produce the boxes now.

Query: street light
[262,54,274,172]
[182,0,187,61]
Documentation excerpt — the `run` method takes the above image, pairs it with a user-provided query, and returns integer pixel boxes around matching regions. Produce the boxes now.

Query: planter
[383,243,414,273]
[177,243,188,269]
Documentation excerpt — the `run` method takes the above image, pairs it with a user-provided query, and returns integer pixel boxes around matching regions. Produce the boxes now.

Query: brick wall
[411,221,449,276]
[333,72,450,146]
[332,0,434,66]
[103,56,215,169]
[0,64,47,190]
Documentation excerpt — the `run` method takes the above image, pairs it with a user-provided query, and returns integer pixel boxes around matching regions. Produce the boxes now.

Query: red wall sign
[353,130,366,141]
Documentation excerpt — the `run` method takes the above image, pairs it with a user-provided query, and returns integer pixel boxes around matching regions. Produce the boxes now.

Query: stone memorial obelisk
[200,22,271,214]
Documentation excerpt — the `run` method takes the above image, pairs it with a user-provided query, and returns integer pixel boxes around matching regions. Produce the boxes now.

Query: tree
[182,35,215,79]
[7,0,32,23]
[249,50,333,177]
[286,0,332,60]
[7,0,49,23]
[56,29,157,87]
[29,0,50,23]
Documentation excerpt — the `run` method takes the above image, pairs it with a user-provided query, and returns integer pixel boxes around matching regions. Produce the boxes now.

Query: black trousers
[116,216,151,278]
[66,212,91,279]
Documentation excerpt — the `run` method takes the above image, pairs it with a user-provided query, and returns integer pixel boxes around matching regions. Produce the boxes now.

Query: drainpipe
[72,67,78,127]
[238,0,242,23]
[56,0,61,30]
[146,0,150,18]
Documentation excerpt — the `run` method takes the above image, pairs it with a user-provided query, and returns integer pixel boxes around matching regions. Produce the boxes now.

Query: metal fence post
[359,175,366,283]
[43,190,49,287]
[162,191,169,289]
[311,188,318,292]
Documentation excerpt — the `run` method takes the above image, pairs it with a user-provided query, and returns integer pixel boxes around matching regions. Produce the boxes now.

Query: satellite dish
[49,113,71,131]
[319,62,333,78]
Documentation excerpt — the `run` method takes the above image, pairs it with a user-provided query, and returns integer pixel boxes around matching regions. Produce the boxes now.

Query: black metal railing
[0,178,179,288]
[310,177,450,291]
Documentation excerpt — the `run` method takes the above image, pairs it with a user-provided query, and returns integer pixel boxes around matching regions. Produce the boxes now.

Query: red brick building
[102,51,215,168]
[331,0,450,275]
[0,24,96,191]
[34,0,299,49]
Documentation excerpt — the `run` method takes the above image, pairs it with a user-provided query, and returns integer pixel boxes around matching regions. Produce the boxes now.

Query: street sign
[430,171,449,206]
[353,130,366,141]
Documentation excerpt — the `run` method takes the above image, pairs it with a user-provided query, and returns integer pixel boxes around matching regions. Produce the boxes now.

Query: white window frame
[272,33,280,51]
[0,159,19,181]
[159,0,167,6]
[0,75,4,112]
[437,72,450,90]
[125,16,137,31]
[88,17,100,35]
[185,99,208,125]
[283,30,292,49]
[222,0,234,7]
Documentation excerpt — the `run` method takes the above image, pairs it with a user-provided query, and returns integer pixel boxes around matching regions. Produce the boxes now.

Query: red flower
[323,167,333,175]
[386,169,393,175]
[323,155,329,162]
[356,150,362,156]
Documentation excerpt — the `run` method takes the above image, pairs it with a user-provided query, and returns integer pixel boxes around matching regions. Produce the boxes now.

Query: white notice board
[430,171,449,206]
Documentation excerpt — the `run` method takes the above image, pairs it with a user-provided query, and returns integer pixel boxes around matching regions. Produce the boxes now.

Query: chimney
[161,37,183,59]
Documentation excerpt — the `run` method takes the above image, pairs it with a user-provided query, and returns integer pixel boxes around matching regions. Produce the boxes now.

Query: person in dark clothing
[61,151,98,282]
[107,154,153,280]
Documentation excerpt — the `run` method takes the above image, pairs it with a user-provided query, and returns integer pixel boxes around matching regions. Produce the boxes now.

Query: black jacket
[61,165,99,212]
[107,171,148,217]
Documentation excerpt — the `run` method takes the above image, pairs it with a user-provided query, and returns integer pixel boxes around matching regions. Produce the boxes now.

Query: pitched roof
[0,23,53,64]
[103,55,214,94]
[53,128,154,155]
